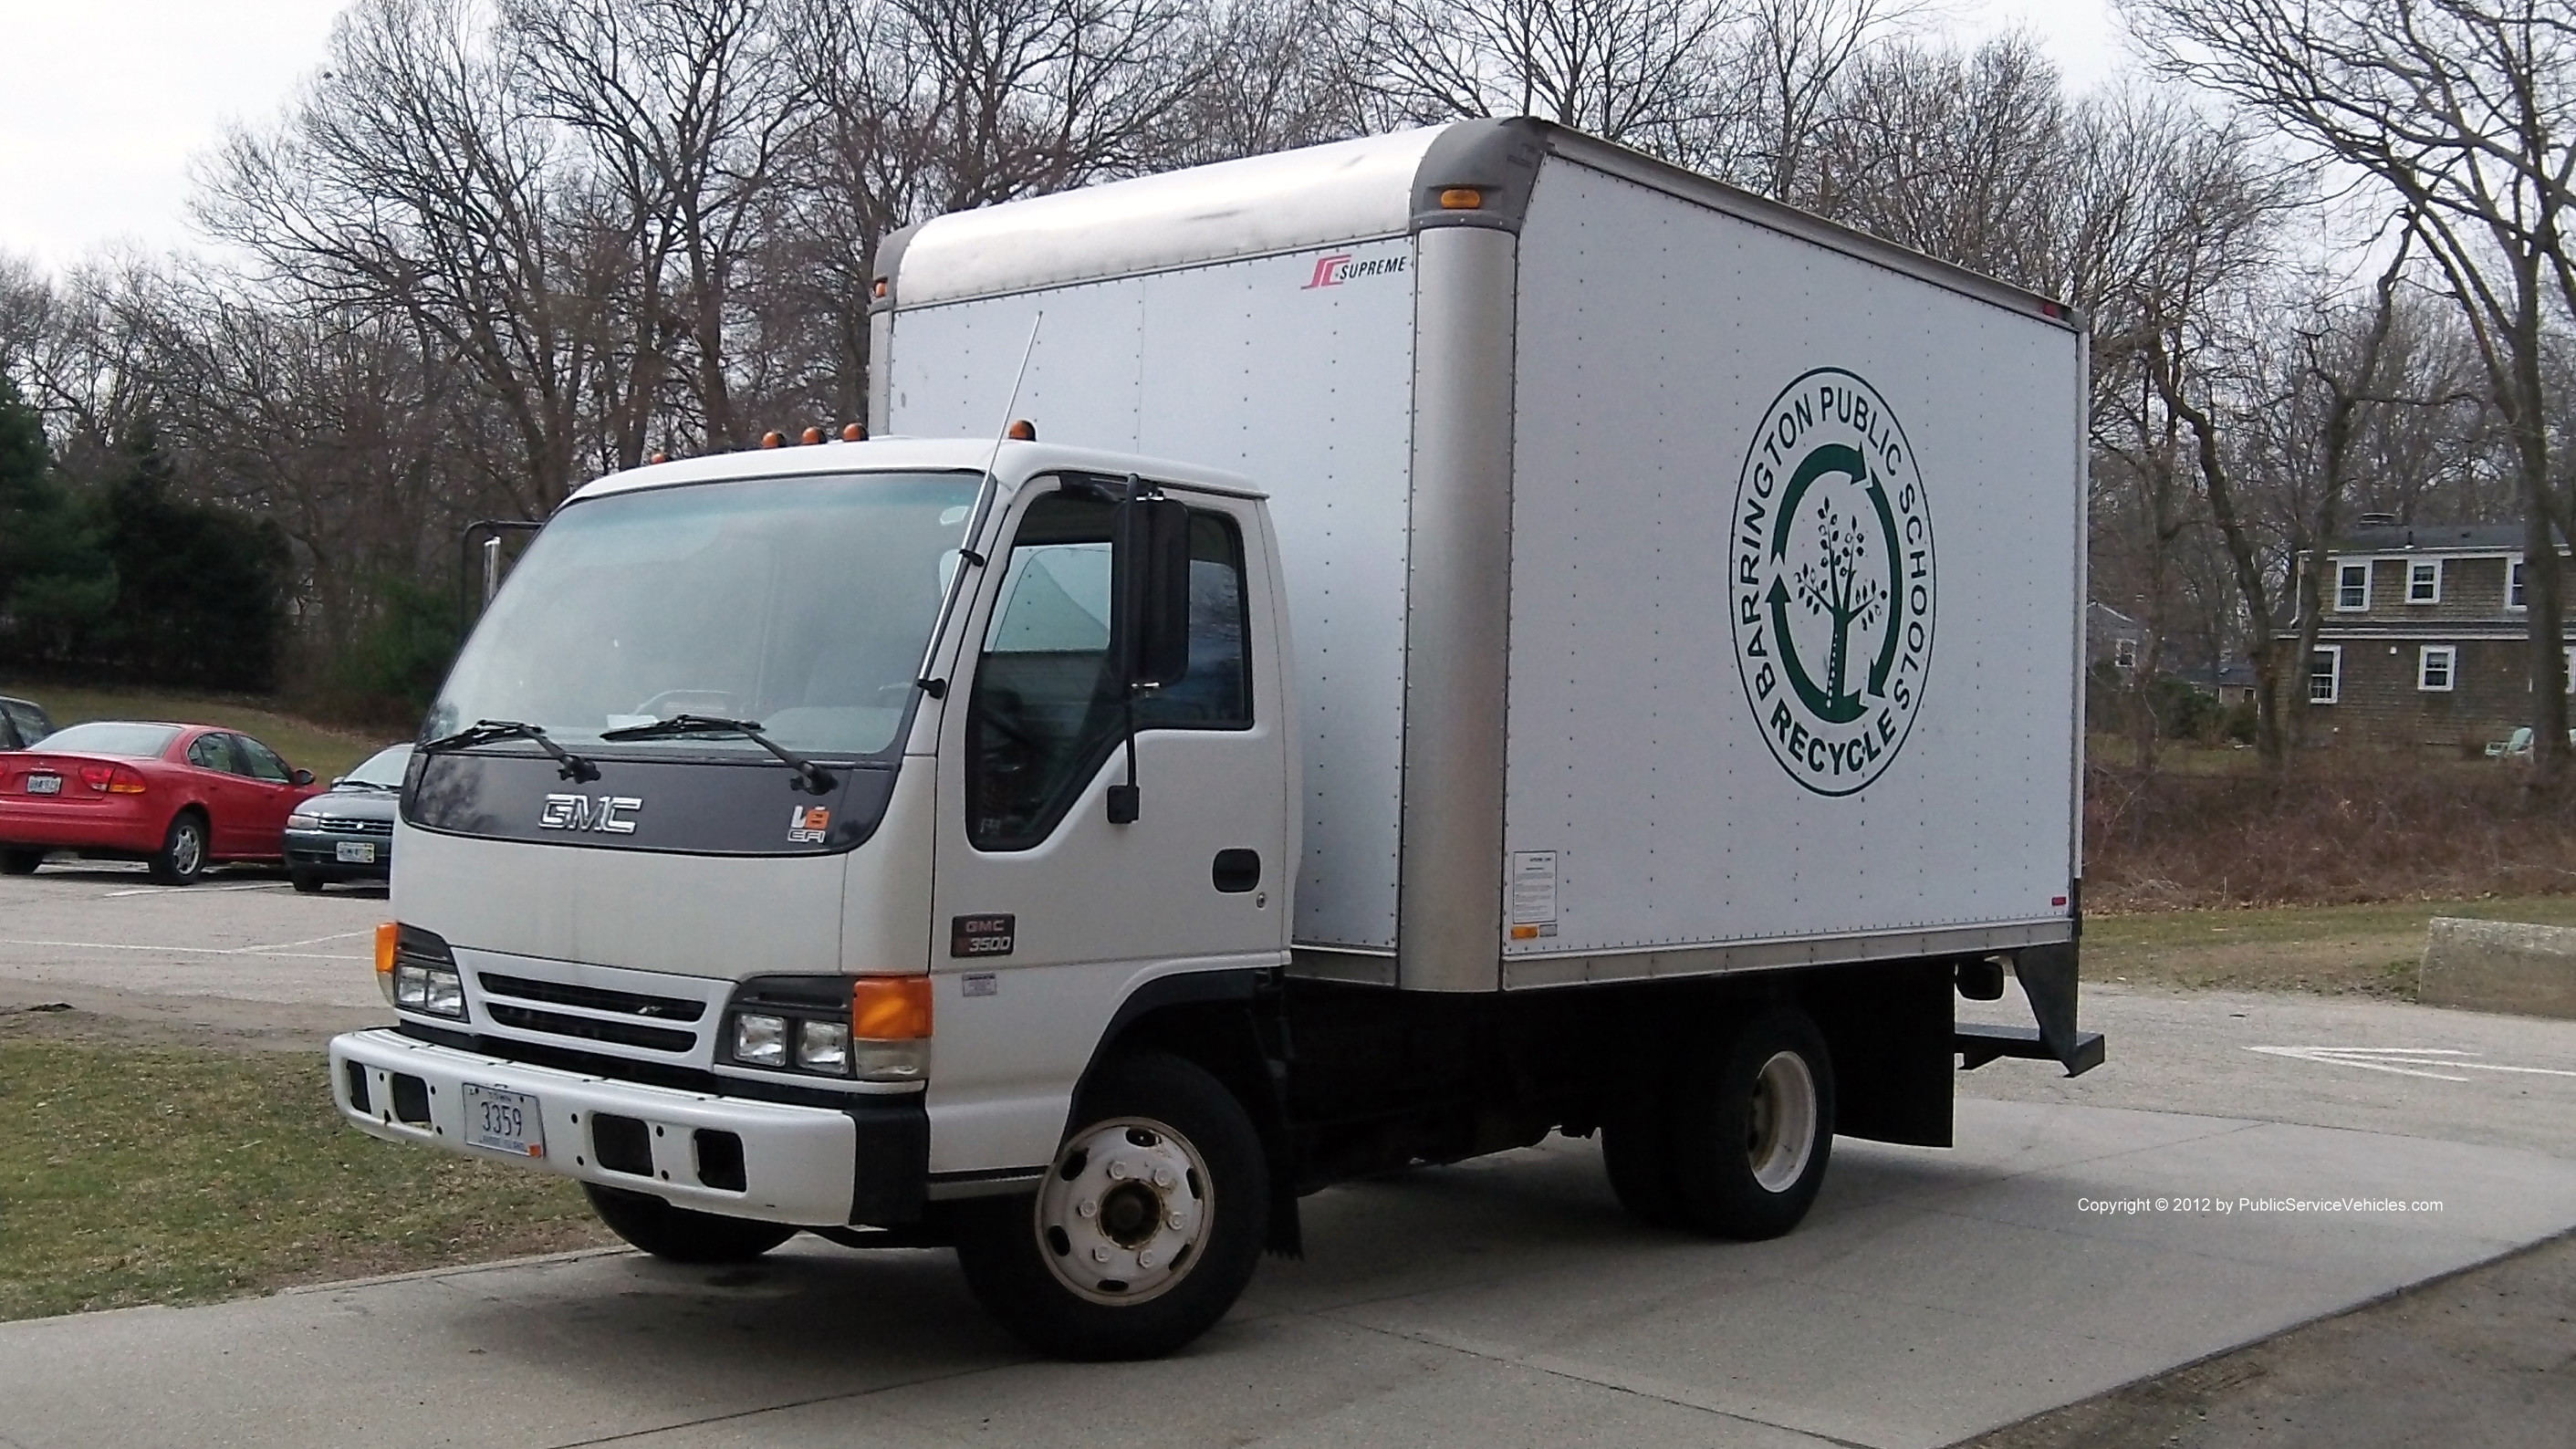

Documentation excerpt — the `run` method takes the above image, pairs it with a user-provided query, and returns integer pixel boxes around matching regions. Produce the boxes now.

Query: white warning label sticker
[1508,851,1559,941]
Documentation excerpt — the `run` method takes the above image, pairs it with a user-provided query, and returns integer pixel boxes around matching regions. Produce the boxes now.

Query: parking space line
[101,882,289,898]
[2249,1046,2576,1082]
[0,936,370,961]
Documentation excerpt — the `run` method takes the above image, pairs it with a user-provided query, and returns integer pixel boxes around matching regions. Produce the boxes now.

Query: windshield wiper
[598,714,839,795]
[420,719,600,783]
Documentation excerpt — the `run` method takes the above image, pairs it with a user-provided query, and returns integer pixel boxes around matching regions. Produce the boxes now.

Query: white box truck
[331,119,2100,1360]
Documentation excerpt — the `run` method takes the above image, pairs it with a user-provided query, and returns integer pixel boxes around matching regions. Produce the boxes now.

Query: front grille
[484,1003,696,1053]
[479,972,704,1021]
[314,817,394,835]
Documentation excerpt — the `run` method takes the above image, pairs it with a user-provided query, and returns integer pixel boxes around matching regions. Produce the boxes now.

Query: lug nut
[1152,1168,1174,1188]
[1168,1211,1185,1228]
[1107,1161,1129,1180]
[1077,1199,1098,1218]
[1138,1251,1155,1268]
[1091,1246,1111,1264]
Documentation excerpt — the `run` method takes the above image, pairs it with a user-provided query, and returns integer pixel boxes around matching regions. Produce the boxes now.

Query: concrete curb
[2423,916,2576,1019]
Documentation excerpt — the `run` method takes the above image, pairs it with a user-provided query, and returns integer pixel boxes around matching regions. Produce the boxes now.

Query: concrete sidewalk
[5,1098,2573,1449]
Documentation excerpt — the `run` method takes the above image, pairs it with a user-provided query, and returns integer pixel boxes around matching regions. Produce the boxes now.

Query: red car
[0,721,324,884]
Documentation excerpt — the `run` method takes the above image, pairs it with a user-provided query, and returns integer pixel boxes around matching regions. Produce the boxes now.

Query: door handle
[1211,850,1260,894]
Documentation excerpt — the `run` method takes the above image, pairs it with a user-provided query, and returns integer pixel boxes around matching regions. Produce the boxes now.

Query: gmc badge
[951,913,1016,958]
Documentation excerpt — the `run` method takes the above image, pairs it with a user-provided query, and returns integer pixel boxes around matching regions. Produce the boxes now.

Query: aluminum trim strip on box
[1499,920,2074,990]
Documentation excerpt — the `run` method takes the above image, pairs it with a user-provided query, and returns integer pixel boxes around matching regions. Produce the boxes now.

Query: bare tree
[2133,0,2576,784]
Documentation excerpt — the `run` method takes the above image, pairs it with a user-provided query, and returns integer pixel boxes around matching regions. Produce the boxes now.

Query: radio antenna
[913,310,1041,704]
[984,310,1044,485]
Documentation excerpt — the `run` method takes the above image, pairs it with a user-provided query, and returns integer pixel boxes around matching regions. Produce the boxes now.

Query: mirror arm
[1109,473,1147,825]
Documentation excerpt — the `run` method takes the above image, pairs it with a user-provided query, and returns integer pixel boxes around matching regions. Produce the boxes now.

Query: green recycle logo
[1729,368,1935,797]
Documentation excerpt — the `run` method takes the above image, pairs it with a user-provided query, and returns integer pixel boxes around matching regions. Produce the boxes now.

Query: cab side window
[965,488,1252,851]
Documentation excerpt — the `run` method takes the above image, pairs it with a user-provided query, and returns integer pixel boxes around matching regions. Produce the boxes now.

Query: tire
[954,1052,1268,1360]
[0,848,41,876]
[289,869,327,894]
[1664,1006,1835,1241]
[147,812,209,886]
[1601,1100,1688,1230]
[583,1183,798,1264]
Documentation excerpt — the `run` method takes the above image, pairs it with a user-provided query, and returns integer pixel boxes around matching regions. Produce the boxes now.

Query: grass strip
[2086,892,2576,998]
[0,1039,606,1322]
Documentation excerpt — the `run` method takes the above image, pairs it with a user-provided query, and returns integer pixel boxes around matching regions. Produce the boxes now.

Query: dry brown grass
[2084,753,2576,912]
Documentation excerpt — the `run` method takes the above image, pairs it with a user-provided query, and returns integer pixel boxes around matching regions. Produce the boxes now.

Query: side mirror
[292,769,316,787]
[1111,487,1193,690]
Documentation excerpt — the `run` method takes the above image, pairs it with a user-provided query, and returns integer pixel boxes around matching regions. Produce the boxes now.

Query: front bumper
[329,1028,924,1226]
[285,826,392,875]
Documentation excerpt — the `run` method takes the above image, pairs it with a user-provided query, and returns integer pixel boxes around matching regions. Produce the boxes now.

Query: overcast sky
[0,0,2131,276]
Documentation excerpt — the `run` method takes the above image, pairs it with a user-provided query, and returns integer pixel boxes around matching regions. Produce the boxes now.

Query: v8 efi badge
[950,913,1016,958]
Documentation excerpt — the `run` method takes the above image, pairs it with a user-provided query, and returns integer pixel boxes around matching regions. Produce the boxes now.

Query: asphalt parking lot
[3,870,2573,1448]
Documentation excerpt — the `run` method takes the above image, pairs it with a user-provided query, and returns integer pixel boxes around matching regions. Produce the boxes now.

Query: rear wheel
[147,813,208,886]
[954,1052,1267,1360]
[1664,1006,1834,1240]
[0,848,41,876]
[289,869,326,894]
[583,1183,798,1263]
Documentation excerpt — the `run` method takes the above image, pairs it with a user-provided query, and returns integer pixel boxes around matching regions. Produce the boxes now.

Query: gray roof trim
[1410,117,1547,234]
[869,223,923,314]
[1538,127,2081,331]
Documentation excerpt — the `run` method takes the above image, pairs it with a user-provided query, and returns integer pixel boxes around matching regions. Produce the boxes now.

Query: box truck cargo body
[331,119,2099,1360]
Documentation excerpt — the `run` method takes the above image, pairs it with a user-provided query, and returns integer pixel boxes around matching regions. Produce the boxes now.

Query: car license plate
[464,1084,544,1157]
[25,774,60,795]
[337,840,377,863]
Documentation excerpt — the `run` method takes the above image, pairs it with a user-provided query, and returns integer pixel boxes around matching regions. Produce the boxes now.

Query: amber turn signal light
[851,975,933,1040]
[375,922,399,978]
[1438,187,1483,210]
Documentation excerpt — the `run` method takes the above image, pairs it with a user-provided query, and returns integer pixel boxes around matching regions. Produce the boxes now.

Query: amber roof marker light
[841,422,867,442]
[800,425,824,445]
[1006,419,1038,442]
[759,431,785,449]
[1438,187,1484,210]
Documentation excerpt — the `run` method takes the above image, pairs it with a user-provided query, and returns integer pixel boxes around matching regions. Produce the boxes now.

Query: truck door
[927,479,1289,1176]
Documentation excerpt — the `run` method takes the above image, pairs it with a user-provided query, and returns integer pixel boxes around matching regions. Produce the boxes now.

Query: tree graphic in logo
[1792,502,1887,722]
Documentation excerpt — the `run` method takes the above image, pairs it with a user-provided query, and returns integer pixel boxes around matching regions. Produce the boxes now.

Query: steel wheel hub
[1035,1116,1211,1305]
[1746,1049,1819,1193]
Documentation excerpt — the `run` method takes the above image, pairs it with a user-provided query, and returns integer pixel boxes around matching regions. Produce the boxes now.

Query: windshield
[426,471,982,758]
[345,745,412,787]
[37,722,180,757]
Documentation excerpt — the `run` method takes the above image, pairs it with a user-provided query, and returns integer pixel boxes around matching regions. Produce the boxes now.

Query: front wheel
[954,1053,1268,1360]
[583,1183,798,1263]
[148,813,208,886]
[289,869,327,894]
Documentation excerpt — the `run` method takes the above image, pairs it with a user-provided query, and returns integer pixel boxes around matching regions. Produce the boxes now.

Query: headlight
[796,1019,850,1074]
[393,962,465,1019]
[287,811,320,829]
[732,1013,789,1068]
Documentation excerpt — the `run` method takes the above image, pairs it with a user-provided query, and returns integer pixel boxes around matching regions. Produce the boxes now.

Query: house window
[2309,646,2341,704]
[2407,559,2442,603]
[2112,636,2137,670]
[2510,558,2527,610]
[2335,561,2370,610]
[2418,645,2456,692]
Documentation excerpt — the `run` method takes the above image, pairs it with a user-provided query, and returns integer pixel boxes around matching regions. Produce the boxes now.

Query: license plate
[336,840,377,863]
[464,1084,544,1157]
[25,775,59,795]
